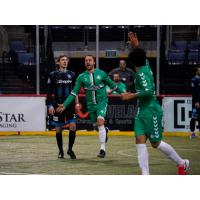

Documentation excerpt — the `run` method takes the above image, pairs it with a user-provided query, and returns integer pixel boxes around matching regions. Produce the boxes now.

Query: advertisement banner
[163,97,192,132]
[76,95,138,131]
[0,97,46,131]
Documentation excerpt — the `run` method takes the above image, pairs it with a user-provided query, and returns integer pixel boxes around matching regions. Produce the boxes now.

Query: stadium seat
[171,41,188,51]
[17,52,36,80]
[167,50,185,65]
[188,41,200,51]
[17,52,35,65]
[188,51,200,65]
[10,41,26,52]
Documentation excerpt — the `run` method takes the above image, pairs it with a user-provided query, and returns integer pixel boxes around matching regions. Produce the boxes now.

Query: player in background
[56,55,124,158]
[190,66,200,138]
[121,32,189,175]
[106,73,127,94]
[47,55,79,159]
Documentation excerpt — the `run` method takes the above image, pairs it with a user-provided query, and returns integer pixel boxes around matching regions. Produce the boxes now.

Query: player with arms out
[56,55,124,158]
[121,32,189,175]
[47,55,79,159]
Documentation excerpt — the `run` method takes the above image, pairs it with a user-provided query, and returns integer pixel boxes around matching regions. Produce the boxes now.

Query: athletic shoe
[178,159,190,175]
[58,151,64,159]
[105,127,109,143]
[97,149,106,158]
[190,133,196,139]
[67,150,76,159]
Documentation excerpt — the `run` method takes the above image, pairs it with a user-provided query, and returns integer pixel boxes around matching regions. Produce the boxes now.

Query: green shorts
[134,108,163,143]
[88,101,108,124]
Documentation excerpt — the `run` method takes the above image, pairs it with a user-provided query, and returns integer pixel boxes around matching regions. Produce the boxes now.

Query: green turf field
[0,135,199,175]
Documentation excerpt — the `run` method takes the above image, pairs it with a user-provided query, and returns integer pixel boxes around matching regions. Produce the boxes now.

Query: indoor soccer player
[121,32,189,175]
[56,55,124,158]
[47,55,79,159]
[190,66,200,138]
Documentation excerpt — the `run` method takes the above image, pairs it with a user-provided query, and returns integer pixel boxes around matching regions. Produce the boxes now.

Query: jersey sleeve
[136,72,154,98]
[103,71,124,94]
[63,75,82,108]
[46,72,55,107]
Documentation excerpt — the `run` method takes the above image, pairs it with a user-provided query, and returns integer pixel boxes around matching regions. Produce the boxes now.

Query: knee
[151,141,161,149]
[69,124,76,132]
[136,135,146,144]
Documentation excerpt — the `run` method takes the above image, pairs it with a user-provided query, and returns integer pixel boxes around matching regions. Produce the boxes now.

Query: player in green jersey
[57,55,124,158]
[121,32,189,175]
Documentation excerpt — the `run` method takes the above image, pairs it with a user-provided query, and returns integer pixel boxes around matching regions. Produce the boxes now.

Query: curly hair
[128,47,146,67]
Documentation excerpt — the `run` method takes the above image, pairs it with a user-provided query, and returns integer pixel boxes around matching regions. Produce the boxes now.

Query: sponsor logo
[0,112,26,129]
[56,80,72,84]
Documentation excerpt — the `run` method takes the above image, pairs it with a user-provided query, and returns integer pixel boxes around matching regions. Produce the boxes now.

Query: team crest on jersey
[67,74,72,79]
[96,75,101,80]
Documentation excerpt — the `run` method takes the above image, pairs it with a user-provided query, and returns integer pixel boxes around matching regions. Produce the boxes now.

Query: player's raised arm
[128,32,139,49]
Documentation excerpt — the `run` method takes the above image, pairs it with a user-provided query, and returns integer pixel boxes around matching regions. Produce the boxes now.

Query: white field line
[117,147,200,160]
[0,172,47,175]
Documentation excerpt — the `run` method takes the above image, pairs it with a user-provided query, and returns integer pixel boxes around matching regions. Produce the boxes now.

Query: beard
[86,65,93,71]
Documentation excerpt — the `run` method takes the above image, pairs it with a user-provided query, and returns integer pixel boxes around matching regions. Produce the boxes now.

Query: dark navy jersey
[191,75,200,106]
[47,70,75,106]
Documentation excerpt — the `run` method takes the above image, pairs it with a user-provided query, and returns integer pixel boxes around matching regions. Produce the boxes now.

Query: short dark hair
[85,55,95,61]
[128,47,146,67]
[57,55,69,62]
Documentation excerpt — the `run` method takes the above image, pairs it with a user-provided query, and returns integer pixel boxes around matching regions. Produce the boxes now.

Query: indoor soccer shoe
[178,159,190,175]
[105,127,109,143]
[97,149,106,158]
[190,133,196,139]
[58,151,64,159]
[67,150,76,159]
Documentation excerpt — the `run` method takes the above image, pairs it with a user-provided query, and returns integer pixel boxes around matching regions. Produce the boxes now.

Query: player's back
[135,64,161,113]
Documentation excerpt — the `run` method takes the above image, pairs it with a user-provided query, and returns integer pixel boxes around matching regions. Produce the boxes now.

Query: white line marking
[0,172,47,175]
[117,147,200,161]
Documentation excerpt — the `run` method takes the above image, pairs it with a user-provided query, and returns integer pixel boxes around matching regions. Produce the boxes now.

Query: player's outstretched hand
[48,106,55,115]
[121,92,138,100]
[56,104,65,113]
[128,32,139,48]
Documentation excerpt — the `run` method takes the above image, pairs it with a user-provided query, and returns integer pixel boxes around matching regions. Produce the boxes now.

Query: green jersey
[134,60,163,142]
[63,69,124,110]
[106,82,126,94]
[135,60,159,110]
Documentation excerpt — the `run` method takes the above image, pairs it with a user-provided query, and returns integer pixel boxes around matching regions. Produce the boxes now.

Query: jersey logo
[56,80,72,84]
[88,85,103,91]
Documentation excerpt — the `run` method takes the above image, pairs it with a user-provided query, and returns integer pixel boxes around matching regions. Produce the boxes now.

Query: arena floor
[0,135,199,175]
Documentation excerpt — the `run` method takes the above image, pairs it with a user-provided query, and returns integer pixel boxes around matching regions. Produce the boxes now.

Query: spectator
[106,73,126,94]
[109,59,135,92]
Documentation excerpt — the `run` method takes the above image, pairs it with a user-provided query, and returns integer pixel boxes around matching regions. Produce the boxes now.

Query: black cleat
[67,150,76,159]
[97,149,106,158]
[58,151,64,159]
[105,127,109,143]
